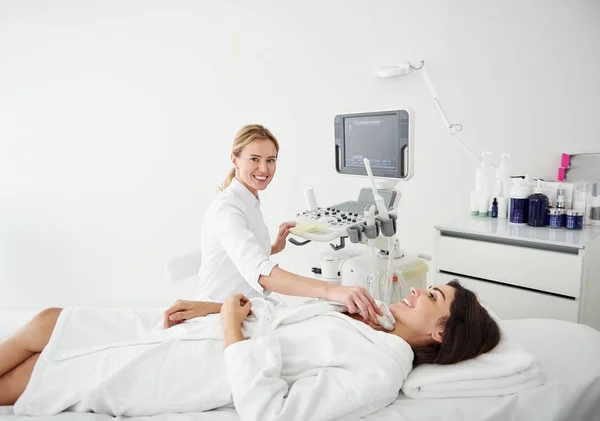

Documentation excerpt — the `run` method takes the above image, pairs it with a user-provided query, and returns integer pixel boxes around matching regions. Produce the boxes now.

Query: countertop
[435,216,600,249]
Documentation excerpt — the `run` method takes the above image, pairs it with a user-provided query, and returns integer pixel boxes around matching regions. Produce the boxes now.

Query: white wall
[1,0,599,307]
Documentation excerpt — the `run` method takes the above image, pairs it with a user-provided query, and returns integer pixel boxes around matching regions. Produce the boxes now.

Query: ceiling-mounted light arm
[376,60,483,166]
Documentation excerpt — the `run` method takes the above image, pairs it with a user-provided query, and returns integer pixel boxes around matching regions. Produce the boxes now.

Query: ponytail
[220,168,236,192]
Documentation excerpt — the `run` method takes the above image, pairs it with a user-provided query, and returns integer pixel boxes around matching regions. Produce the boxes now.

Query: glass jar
[565,210,583,230]
[548,208,564,228]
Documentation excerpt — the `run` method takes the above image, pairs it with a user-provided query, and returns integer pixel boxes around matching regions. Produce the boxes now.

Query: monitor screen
[343,114,399,171]
[334,110,411,179]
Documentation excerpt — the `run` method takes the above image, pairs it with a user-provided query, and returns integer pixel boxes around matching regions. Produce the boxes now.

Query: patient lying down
[0,280,500,421]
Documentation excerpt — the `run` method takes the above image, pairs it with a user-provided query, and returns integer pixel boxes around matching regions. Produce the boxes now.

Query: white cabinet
[433,217,600,331]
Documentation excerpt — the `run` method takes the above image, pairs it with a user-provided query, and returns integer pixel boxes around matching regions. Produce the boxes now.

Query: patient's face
[389,285,455,340]
[233,138,278,195]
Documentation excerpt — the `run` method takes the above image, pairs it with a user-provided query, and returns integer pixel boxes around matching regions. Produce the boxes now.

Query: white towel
[402,328,545,399]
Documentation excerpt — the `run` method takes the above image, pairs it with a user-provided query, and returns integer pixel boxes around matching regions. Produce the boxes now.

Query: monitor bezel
[334,109,411,180]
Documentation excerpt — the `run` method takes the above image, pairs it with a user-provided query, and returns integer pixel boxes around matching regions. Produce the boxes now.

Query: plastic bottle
[496,179,508,219]
[497,196,508,219]
[492,153,512,212]
[527,180,548,227]
[498,153,512,187]
[473,152,493,217]
[470,191,479,216]
[509,178,530,224]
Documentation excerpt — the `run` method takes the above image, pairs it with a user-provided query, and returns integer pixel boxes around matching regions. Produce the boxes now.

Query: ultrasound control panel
[296,206,367,233]
[291,188,399,243]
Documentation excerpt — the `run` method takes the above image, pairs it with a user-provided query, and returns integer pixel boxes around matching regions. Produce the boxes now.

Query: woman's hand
[163,300,221,329]
[220,294,253,327]
[221,294,253,347]
[271,222,296,255]
[325,285,382,324]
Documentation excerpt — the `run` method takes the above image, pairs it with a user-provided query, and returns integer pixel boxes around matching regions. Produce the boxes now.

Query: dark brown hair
[412,280,501,367]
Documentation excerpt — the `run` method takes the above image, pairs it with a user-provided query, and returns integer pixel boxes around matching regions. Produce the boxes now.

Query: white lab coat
[15,299,413,420]
[195,178,277,302]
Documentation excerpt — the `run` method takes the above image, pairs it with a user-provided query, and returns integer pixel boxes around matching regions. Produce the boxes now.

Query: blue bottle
[527,181,548,227]
[509,179,530,224]
[491,198,498,218]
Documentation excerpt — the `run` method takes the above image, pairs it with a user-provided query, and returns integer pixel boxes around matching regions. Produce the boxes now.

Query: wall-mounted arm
[377,61,485,167]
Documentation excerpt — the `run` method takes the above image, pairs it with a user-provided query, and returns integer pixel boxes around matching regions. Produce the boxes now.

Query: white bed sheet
[1,310,599,421]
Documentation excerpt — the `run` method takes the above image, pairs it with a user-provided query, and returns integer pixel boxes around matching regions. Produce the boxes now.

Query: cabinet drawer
[434,235,582,298]
[435,272,579,322]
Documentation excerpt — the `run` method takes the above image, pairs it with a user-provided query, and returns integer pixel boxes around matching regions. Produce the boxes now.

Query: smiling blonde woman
[164,124,383,328]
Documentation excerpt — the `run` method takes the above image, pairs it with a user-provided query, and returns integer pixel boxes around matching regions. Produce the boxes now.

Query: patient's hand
[163,300,222,329]
[221,294,252,347]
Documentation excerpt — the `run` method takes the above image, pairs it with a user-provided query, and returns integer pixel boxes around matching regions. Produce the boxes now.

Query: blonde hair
[220,124,280,191]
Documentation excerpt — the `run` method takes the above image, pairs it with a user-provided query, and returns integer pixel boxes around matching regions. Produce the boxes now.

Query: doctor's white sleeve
[216,203,276,294]
[224,336,408,421]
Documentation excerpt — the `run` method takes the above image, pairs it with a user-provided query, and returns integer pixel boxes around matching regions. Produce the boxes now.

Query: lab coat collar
[230,177,261,207]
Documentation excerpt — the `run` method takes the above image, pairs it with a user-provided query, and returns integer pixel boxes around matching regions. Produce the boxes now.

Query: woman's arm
[260,267,329,299]
[220,294,252,347]
[259,267,382,323]
[215,202,382,323]
[163,300,222,328]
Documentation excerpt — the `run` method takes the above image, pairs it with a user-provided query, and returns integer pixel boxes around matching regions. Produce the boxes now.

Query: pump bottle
[471,152,494,217]
[509,178,530,225]
[491,153,511,216]
[528,180,549,227]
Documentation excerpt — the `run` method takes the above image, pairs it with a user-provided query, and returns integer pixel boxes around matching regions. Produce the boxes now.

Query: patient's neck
[346,313,386,331]
[390,323,433,348]
[346,313,432,348]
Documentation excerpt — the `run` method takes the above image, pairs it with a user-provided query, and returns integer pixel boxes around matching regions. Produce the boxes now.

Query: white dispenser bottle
[491,153,512,216]
[473,152,494,216]
[497,154,512,196]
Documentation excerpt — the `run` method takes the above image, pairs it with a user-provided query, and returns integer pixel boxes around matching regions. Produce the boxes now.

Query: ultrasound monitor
[334,110,411,179]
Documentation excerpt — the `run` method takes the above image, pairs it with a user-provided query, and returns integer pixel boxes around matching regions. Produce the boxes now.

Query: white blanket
[14,300,413,421]
[401,327,544,399]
